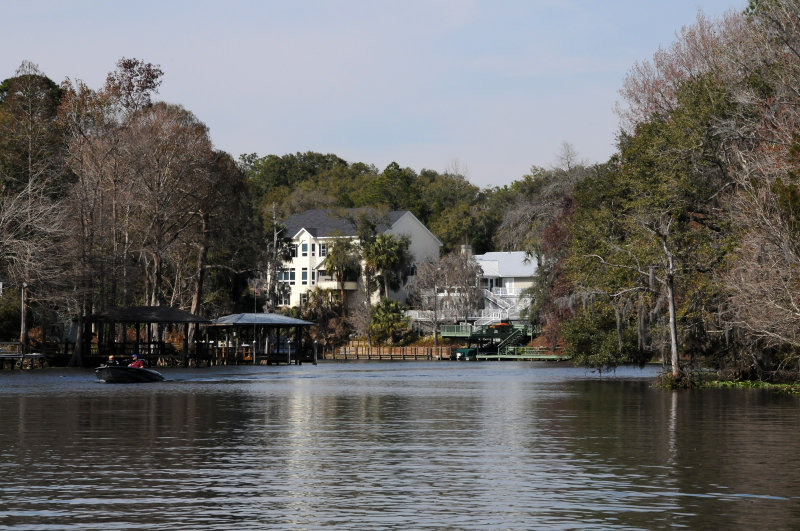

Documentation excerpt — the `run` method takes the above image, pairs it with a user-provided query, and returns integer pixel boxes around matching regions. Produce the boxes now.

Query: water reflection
[1,363,798,529]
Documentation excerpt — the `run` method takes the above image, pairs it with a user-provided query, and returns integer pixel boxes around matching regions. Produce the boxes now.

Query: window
[278,269,296,285]
[301,268,308,285]
[311,271,316,285]
[311,243,316,256]
[279,292,291,306]
[320,243,327,257]
[300,293,308,306]
[301,243,308,257]
[290,244,298,258]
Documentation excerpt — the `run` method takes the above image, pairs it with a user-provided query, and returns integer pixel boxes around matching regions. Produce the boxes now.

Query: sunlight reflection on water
[1,362,798,529]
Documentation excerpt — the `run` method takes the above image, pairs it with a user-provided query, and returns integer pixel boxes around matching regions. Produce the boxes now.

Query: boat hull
[95,365,165,383]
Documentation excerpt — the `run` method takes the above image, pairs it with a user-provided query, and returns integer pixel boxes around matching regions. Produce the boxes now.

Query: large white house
[471,249,537,323]
[277,209,442,308]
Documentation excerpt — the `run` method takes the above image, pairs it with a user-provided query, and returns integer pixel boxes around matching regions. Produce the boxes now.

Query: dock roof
[209,313,313,327]
[92,306,210,324]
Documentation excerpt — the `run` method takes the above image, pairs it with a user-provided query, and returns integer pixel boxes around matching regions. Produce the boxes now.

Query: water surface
[1,362,798,529]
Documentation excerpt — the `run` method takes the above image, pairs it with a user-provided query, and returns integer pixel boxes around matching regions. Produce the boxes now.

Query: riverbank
[702,379,800,394]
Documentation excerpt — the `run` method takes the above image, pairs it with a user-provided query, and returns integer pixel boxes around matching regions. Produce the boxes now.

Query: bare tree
[407,252,482,346]
[256,204,293,312]
[439,252,483,323]
[58,60,165,362]
[0,61,67,350]
[0,179,66,350]
[406,259,447,346]
[616,10,745,132]
[104,57,163,113]
[553,141,584,172]
[113,102,214,306]
[712,0,800,367]
[58,59,241,359]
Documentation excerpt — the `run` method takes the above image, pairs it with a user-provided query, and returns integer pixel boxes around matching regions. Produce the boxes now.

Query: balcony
[316,276,358,291]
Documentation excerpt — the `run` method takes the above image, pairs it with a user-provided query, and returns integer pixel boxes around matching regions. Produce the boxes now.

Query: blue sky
[2,0,744,187]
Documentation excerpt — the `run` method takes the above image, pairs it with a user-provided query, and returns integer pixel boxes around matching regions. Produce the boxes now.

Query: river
[1,362,798,529]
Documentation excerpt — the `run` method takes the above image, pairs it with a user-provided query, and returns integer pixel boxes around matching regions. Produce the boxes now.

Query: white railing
[486,287,522,296]
[483,289,513,310]
[473,310,509,326]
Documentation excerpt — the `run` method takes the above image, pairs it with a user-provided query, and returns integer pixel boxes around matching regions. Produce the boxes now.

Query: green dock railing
[477,346,571,361]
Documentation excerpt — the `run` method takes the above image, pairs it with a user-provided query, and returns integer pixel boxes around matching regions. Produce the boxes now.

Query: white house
[471,249,537,323]
[277,209,442,308]
[473,251,537,295]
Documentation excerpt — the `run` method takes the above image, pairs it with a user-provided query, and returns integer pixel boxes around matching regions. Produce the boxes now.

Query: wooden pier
[476,346,571,361]
[0,342,47,369]
[328,345,453,360]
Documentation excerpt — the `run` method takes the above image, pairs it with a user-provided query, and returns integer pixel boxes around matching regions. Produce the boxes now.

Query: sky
[2,0,745,188]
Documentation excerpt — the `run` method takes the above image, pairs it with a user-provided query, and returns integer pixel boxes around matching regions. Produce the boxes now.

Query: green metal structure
[438,322,570,361]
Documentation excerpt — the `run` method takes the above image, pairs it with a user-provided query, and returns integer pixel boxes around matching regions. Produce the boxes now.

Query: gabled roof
[283,208,406,239]
[92,306,210,323]
[209,313,313,327]
[474,252,537,278]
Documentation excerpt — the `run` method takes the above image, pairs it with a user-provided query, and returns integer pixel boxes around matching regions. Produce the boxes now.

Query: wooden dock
[477,346,571,362]
[329,345,452,360]
[0,341,47,370]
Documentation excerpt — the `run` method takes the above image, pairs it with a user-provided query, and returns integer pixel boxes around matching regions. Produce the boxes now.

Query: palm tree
[370,298,409,343]
[300,287,347,353]
[363,234,411,299]
[325,239,361,317]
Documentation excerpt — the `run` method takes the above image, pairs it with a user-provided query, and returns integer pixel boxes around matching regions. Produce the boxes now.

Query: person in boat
[106,355,119,366]
[128,353,145,368]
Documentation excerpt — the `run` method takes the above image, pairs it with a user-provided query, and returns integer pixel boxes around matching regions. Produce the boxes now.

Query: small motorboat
[95,364,165,383]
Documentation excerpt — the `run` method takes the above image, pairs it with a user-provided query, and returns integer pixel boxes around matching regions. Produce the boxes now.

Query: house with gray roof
[472,249,536,324]
[277,209,441,308]
[474,251,537,295]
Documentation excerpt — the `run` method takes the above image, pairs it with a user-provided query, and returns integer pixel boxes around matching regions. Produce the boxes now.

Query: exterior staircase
[496,328,524,350]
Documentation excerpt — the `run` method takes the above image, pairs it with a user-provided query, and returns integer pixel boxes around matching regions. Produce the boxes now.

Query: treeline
[0,57,545,353]
[239,152,527,255]
[0,59,261,353]
[4,0,800,382]
[527,0,800,383]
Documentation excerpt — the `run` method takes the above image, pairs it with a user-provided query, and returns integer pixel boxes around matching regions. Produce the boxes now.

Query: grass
[700,380,800,394]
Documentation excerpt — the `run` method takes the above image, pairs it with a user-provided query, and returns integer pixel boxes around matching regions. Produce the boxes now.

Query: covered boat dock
[87,306,210,367]
[206,313,314,365]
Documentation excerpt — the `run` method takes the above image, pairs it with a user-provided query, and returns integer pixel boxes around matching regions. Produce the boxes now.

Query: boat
[95,364,165,383]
